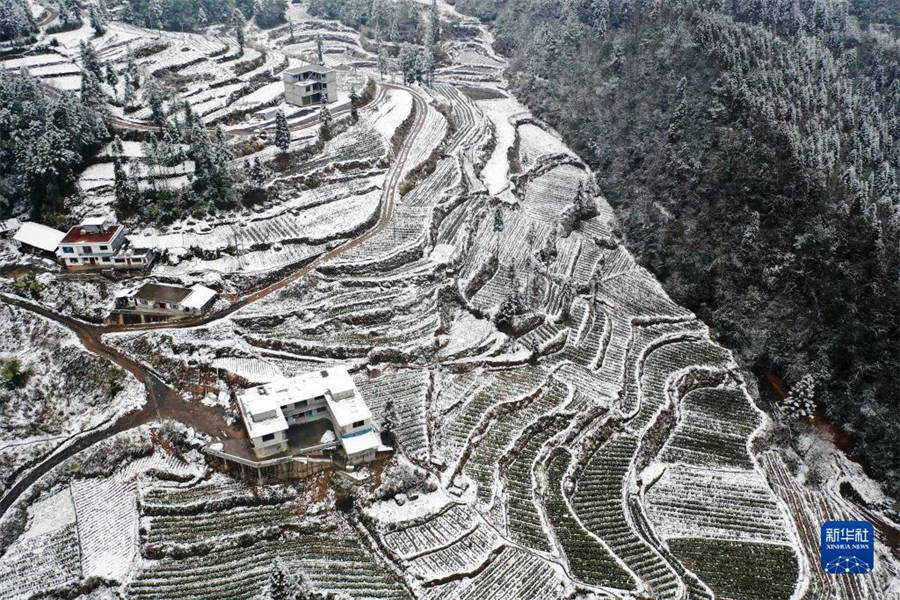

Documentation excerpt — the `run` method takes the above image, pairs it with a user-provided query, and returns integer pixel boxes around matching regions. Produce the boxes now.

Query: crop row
[668,538,798,600]
[544,450,635,589]
[597,268,693,320]
[382,504,475,558]
[405,523,499,581]
[71,476,139,580]
[659,387,759,469]
[0,523,81,600]
[357,369,430,459]
[572,434,682,598]
[632,337,730,430]
[465,378,571,505]
[128,534,408,600]
[428,545,564,600]
[437,366,546,460]
[645,464,789,543]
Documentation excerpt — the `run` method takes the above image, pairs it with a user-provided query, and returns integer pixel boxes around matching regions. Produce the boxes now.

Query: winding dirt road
[0,83,429,521]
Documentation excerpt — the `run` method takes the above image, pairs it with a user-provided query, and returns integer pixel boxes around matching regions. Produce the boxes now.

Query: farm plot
[129,531,409,600]
[0,523,81,600]
[544,450,636,590]
[597,268,693,320]
[632,338,733,430]
[659,387,761,469]
[594,314,632,399]
[572,434,683,598]
[430,369,493,416]
[521,164,587,226]
[464,378,572,505]
[668,538,798,600]
[501,415,572,554]
[760,451,891,600]
[645,465,789,543]
[71,476,140,581]
[381,504,475,558]
[426,544,566,600]
[435,366,547,464]
[0,489,80,600]
[356,368,430,461]
[516,124,573,168]
[403,522,503,582]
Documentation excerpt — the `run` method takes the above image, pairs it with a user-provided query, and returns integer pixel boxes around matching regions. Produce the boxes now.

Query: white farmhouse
[283,63,337,107]
[237,366,380,464]
[56,217,155,269]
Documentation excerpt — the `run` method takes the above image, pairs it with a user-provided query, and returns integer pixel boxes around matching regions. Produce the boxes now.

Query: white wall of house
[251,430,288,457]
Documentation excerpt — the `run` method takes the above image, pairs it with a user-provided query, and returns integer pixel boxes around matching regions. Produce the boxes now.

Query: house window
[102,257,110,262]
[261,433,275,442]
[62,247,73,254]
[115,258,126,263]
[99,245,108,250]
[68,258,78,264]
[352,420,365,428]
[316,407,326,414]
[82,247,92,254]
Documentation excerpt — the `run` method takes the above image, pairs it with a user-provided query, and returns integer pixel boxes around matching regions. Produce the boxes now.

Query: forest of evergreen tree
[454,0,899,493]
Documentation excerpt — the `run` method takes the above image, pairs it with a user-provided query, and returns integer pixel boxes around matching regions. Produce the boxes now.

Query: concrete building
[283,63,337,107]
[237,366,380,464]
[110,282,218,323]
[56,217,155,269]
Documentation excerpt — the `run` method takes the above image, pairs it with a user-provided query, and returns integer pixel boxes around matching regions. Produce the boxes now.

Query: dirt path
[0,84,428,523]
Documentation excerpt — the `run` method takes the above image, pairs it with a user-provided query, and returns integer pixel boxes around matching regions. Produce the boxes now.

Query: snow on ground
[20,488,76,541]
[368,88,413,142]
[476,97,528,195]
[71,475,139,581]
[0,303,145,483]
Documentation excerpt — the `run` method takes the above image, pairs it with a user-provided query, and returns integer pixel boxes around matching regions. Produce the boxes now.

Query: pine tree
[780,375,816,421]
[80,69,106,112]
[493,207,504,232]
[111,135,125,158]
[429,0,440,42]
[113,158,132,214]
[267,558,295,600]
[399,43,417,84]
[274,110,290,153]
[89,5,106,36]
[105,64,118,88]
[79,41,103,80]
[349,87,360,123]
[377,42,388,82]
[316,34,324,65]
[318,105,333,142]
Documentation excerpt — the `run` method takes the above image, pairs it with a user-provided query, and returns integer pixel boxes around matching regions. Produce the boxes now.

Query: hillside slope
[456,0,900,494]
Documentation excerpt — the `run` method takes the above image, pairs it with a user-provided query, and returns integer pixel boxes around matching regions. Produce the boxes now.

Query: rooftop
[238,366,365,437]
[14,222,66,252]
[328,392,372,428]
[133,283,192,304]
[182,285,217,310]
[81,216,109,227]
[285,62,328,75]
[340,428,380,456]
[60,223,123,245]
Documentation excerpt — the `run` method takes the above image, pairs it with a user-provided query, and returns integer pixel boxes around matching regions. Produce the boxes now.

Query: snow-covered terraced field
[2,1,878,598]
